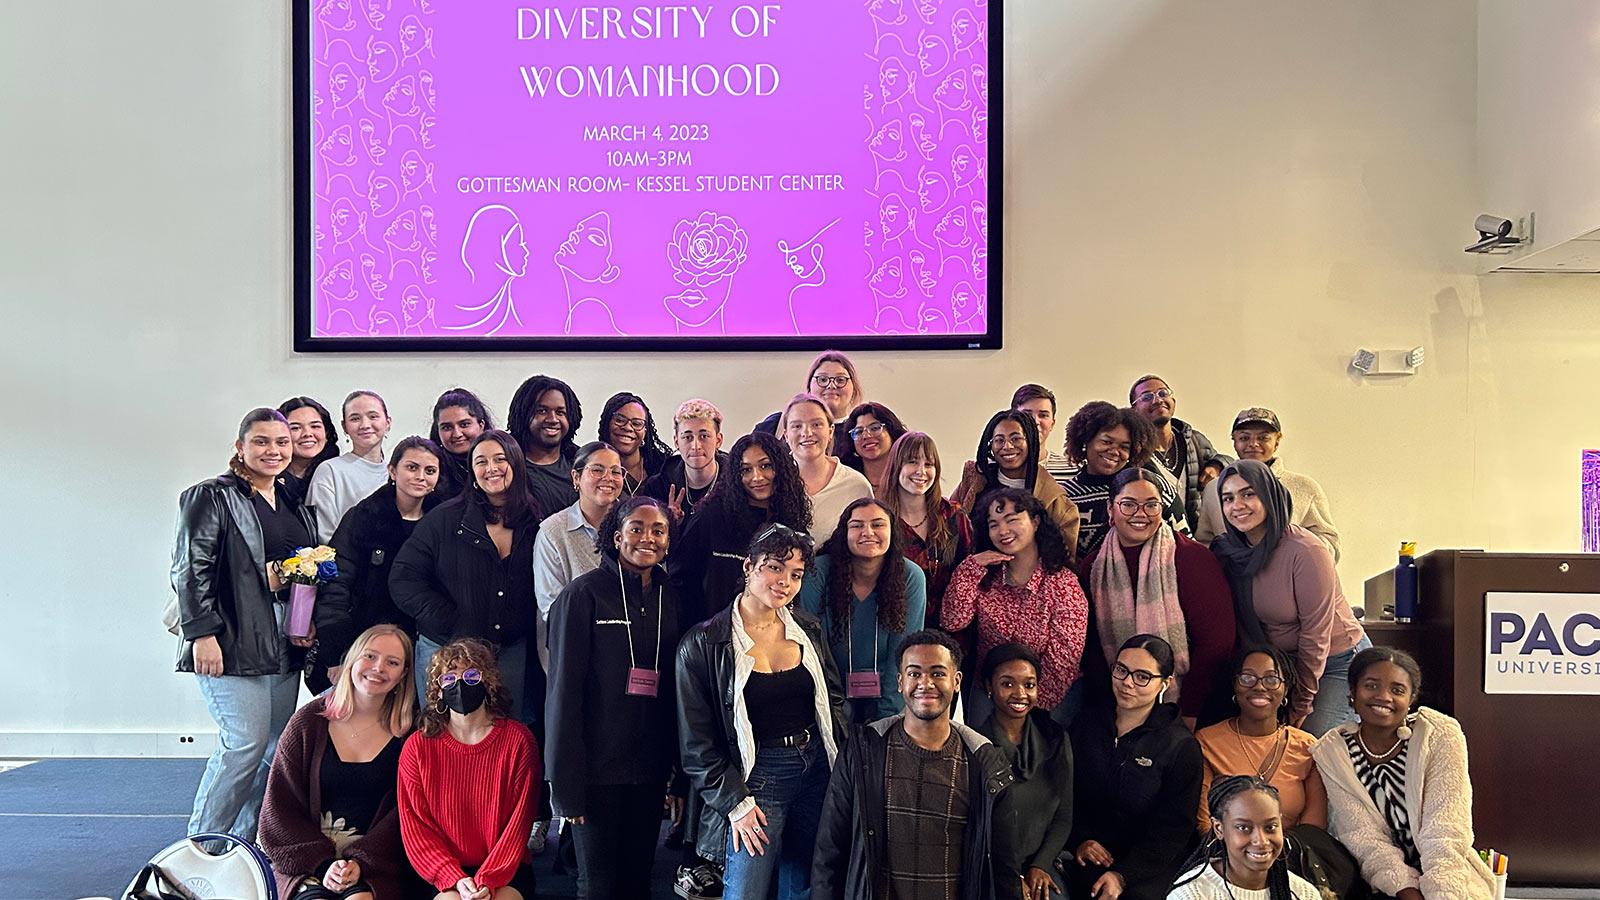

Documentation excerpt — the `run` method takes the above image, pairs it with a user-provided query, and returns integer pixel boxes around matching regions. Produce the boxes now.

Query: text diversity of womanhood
[516,4,785,98]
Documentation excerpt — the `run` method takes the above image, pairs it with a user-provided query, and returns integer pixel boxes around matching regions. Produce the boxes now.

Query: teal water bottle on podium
[1394,541,1418,623]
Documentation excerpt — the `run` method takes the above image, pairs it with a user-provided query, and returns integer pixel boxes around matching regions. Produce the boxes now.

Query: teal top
[797,555,928,722]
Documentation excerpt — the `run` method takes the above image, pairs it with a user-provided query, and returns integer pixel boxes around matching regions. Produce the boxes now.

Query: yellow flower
[281,557,302,571]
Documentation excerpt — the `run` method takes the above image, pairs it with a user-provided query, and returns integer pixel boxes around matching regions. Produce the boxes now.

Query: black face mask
[441,680,487,716]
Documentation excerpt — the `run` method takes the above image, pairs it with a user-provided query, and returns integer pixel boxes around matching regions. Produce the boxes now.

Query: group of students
[170,350,1497,900]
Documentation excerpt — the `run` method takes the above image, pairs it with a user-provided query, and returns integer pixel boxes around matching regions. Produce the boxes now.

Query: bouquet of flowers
[277,545,338,639]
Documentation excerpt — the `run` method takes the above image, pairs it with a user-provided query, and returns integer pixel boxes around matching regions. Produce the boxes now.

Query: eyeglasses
[752,521,814,547]
[1135,388,1174,404]
[1111,662,1161,687]
[989,434,1027,449]
[1114,498,1162,516]
[849,422,887,440]
[610,415,647,432]
[438,668,482,688]
[811,374,851,389]
[582,464,626,479]
[1235,672,1285,690]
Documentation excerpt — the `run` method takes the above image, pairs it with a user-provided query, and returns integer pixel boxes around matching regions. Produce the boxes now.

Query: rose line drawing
[663,211,750,335]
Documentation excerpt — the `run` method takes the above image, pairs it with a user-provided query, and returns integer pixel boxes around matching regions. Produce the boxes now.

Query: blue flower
[317,560,339,582]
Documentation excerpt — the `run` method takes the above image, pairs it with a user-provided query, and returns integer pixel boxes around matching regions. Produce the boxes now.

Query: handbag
[1286,823,1372,900]
[123,832,277,900]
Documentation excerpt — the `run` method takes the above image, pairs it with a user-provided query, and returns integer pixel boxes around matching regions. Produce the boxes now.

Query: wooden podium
[1363,550,1600,888]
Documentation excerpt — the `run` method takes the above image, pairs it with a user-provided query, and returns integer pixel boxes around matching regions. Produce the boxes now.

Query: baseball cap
[1232,407,1281,432]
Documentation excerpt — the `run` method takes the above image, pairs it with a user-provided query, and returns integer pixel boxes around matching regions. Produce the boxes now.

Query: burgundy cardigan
[259,697,409,899]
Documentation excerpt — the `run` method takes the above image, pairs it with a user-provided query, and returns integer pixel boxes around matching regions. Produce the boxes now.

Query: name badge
[847,671,881,699]
[627,667,660,697]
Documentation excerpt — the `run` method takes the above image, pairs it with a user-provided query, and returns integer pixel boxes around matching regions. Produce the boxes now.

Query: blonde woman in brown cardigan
[261,624,416,900]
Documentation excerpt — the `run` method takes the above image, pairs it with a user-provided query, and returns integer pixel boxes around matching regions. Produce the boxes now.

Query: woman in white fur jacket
[1310,647,1496,900]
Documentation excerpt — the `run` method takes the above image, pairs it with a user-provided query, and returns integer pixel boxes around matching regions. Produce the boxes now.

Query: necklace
[1357,728,1404,760]
[336,715,382,741]
[1229,719,1287,781]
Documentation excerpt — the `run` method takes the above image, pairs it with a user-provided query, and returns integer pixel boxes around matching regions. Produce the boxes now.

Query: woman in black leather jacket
[171,407,317,842]
[310,435,444,693]
[390,430,541,718]
[676,523,846,900]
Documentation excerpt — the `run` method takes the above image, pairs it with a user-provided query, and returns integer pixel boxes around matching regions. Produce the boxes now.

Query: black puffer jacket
[675,604,847,861]
[389,494,539,648]
[315,482,441,663]
[1067,700,1202,900]
[171,473,314,676]
[812,716,1020,900]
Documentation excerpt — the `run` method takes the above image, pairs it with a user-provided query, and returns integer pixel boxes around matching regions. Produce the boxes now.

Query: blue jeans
[722,739,830,900]
[414,635,528,721]
[189,672,300,840]
[1300,634,1373,736]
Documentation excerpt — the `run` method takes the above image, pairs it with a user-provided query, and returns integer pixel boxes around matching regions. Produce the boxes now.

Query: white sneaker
[527,818,550,854]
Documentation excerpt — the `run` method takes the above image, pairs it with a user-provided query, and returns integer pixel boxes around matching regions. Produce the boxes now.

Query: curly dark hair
[837,402,909,474]
[507,374,582,462]
[703,431,813,538]
[745,521,817,570]
[819,497,908,643]
[1231,643,1298,726]
[417,638,515,737]
[971,487,1072,588]
[598,391,672,479]
[1064,400,1156,467]
[596,494,675,563]
[973,409,1041,492]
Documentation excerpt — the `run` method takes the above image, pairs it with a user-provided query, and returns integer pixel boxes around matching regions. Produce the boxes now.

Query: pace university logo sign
[1484,591,1600,695]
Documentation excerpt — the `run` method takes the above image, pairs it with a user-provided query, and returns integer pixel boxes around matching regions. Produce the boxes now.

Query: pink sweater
[1249,527,1364,722]
[941,557,1088,708]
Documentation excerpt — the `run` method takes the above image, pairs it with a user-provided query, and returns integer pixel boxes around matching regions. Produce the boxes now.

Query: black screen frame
[292,1,1003,353]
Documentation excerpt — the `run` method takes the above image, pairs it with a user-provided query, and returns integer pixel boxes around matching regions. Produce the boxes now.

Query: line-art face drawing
[361,253,389,300]
[868,119,906,163]
[972,244,987,281]
[399,16,434,62]
[908,113,937,161]
[369,307,402,335]
[950,279,984,331]
[419,114,435,149]
[320,258,358,303]
[401,283,436,333]
[329,197,368,249]
[419,249,438,284]
[777,218,840,333]
[318,124,356,166]
[663,211,749,334]
[879,191,914,241]
[398,149,434,196]
[359,119,387,166]
[917,300,952,334]
[915,0,942,26]
[971,199,988,241]
[933,69,971,112]
[328,63,365,113]
[867,0,906,27]
[878,57,914,105]
[383,76,419,119]
[318,0,354,31]
[869,256,906,299]
[447,204,528,334]
[908,249,936,298]
[416,0,435,15]
[384,209,421,253]
[972,106,988,143]
[951,142,980,191]
[917,32,951,78]
[367,37,399,83]
[934,206,971,248]
[418,70,435,111]
[971,64,988,105]
[420,205,436,245]
[952,9,984,53]
[917,168,952,214]
[364,0,388,31]
[556,212,621,284]
[367,172,400,217]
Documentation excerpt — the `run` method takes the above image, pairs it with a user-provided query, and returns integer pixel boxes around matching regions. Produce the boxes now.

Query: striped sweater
[397,719,539,892]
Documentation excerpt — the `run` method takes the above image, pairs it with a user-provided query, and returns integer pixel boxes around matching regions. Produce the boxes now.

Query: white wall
[1478,0,1600,261]
[5,0,1594,752]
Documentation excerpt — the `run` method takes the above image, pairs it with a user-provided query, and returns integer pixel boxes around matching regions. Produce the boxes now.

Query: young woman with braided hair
[1167,776,1320,900]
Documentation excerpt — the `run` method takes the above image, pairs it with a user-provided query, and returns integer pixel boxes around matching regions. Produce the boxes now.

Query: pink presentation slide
[300,0,994,347]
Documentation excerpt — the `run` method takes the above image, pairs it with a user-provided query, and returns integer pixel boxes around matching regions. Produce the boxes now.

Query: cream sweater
[1311,708,1496,900]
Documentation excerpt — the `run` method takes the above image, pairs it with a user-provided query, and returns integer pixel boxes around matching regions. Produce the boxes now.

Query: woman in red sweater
[398,638,539,900]
[1078,469,1236,729]
[942,487,1089,724]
